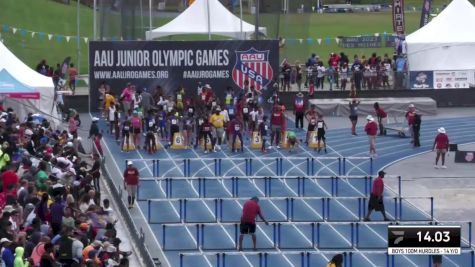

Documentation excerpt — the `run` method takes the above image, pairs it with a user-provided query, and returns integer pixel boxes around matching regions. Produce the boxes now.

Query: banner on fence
[393,0,406,34]
[433,70,474,89]
[410,71,433,89]
[88,40,279,110]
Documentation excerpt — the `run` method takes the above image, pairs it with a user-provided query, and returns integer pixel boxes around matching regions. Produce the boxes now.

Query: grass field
[0,0,468,73]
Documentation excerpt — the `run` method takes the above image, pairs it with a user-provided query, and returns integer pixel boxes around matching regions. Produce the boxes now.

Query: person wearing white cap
[405,104,417,143]
[123,161,139,208]
[433,127,449,169]
[364,115,378,157]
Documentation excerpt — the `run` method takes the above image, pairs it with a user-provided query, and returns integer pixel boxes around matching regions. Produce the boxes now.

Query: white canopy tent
[0,41,60,127]
[406,0,475,71]
[145,0,266,40]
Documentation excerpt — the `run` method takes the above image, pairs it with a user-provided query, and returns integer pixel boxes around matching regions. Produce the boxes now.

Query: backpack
[58,236,74,260]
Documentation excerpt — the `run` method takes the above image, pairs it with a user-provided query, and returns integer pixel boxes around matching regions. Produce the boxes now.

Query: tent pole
[77,0,81,73]
[240,0,243,39]
[93,0,97,40]
[255,0,259,40]
[207,0,211,40]
[149,0,153,33]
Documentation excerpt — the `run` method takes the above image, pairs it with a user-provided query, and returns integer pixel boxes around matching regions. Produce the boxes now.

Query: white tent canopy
[0,41,60,127]
[146,0,266,40]
[406,0,475,71]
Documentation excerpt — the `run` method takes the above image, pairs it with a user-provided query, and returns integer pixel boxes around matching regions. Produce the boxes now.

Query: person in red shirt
[433,127,449,169]
[373,102,387,135]
[238,197,269,251]
[2,164,19,195]
[123,161,139,208]
[405,104,416,143]
[270,104,285,149]
[68,63,78,95]
[293,92,306,129]
[364,171,389,221]
[364,115,378,157]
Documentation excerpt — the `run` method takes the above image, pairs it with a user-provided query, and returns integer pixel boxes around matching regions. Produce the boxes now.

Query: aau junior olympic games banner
[88,40,279,110]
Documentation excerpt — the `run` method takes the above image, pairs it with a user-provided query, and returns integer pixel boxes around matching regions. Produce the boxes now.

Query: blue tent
[0,69,40,99]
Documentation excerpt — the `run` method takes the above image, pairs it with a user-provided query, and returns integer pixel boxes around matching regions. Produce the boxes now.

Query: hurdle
[127,156,372,178]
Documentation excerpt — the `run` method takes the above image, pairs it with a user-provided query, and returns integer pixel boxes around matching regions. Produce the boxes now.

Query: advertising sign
[89,40,279,110]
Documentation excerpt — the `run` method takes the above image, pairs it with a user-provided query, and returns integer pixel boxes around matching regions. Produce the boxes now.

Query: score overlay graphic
[388,225,461,255]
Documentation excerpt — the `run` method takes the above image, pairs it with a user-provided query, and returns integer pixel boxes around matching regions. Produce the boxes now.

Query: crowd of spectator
[278,52,408,92]
[36,60,78,95]
[0,107,131,266]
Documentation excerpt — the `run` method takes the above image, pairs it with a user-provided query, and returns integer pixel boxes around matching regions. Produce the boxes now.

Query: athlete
[294,92,306,129]
[287,130,299,153]
[305,104,319,144]
[316,115,328,153]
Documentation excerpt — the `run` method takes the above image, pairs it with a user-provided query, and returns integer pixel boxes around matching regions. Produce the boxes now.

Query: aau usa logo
[232,48,273,91]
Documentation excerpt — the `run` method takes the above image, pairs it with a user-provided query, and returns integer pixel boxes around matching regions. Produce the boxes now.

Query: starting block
[229,136,243,150]
[122,135,136,151]
[171,132,186,149]
[200,136,213,150]
[280,131,289,149]
[308,131,325,149]
[251,132,262,149]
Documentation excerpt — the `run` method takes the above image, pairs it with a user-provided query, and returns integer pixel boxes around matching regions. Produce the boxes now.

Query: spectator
[373,102,387,135]
[120,84,134,116]
[68,63,78,95]
[293,92,305,129]
[413,114,422,147]
[395,55,407,89]
[364,115,378,157]
[123,161,139,209]
[351,58,364,91]
[238,197,269,251]
[433,127,449,169]
[364,171,389,221]
[348,99,360,136]
[405,104,416,143]
[1,238,14,267]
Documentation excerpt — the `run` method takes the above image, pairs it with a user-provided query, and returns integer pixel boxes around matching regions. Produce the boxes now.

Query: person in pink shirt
[364,115,378,157]
[433,127,449,169]
[364,171,389,221]
[121,83,134,116]
[130,111,142,150]
[68,116,78,135]
[238,197,269,251]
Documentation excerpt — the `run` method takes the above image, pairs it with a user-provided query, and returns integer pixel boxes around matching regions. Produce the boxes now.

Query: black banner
[393,0,405,34]
[388,226,461,248]
[88,40,279,110]
[420,0,432,28]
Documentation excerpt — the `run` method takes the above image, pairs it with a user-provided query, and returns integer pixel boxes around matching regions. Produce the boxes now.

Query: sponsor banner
[410,71,433,89]
[89,40,279,110]
[419,0,432,28]
[455,151,475,163]
[433,70,474,89]
[393,0,405,34]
